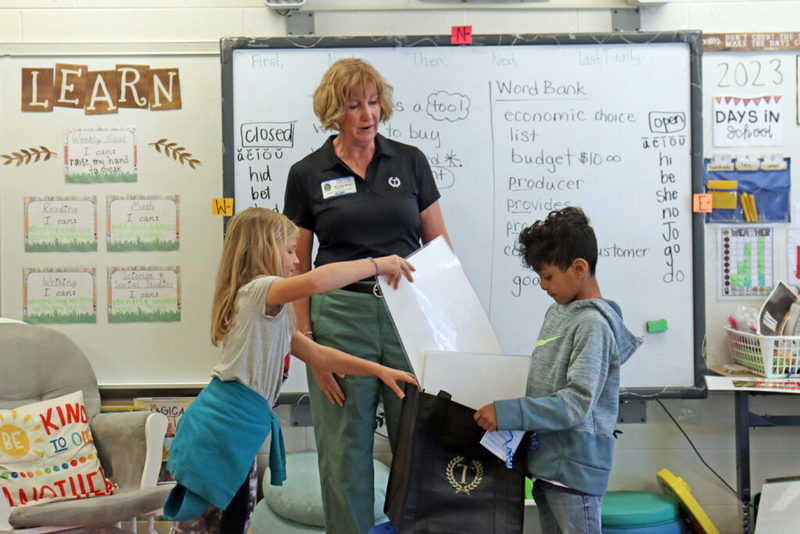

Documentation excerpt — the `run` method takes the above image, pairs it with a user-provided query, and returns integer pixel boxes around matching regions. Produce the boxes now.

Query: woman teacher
[283,58,450,534]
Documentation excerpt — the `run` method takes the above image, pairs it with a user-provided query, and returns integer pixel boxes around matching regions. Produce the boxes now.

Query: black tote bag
[385,385,525,534]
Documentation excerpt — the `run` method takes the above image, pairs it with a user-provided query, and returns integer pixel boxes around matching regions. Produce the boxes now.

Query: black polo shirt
[283,134,441,267]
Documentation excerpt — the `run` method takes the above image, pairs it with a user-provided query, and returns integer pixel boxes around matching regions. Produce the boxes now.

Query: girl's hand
[379,367,418,399]
[375,255,415,289]
[474,403,498,432]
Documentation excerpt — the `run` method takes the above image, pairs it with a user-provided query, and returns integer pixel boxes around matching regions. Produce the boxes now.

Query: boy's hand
[474,403,498,432]
[376,255,415,288]
[379,367,418,399]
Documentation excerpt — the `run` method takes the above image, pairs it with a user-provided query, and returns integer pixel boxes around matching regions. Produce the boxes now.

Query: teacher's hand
[376,255,415,289]
[312,367,345,406]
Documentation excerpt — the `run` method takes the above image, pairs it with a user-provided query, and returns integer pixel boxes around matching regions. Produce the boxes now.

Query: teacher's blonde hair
[313,58,394,131]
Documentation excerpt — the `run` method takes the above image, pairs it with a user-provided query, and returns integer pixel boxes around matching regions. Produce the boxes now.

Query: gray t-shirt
[211,275,291,406]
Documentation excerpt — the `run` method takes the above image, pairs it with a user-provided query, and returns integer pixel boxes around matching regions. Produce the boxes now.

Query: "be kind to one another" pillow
[1,391,117,509]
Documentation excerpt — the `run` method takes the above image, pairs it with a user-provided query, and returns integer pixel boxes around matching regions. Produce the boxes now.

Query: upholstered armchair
[0,322,173,533]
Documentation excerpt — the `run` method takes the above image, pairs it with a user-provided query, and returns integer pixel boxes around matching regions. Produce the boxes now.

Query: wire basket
[726,327,800,378]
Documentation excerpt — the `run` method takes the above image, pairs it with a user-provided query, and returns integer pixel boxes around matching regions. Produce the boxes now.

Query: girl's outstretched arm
[289,227,346,406]
[290,331,417,399]
[267,255,414,306]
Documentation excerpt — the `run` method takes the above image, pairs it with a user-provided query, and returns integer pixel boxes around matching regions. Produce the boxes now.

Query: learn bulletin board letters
[21,64,181,113]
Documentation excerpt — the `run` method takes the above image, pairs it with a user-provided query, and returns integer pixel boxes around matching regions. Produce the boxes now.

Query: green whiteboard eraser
[646,319,668,333]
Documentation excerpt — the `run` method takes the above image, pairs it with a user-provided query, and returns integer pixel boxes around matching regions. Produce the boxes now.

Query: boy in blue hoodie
[475,206,641,534]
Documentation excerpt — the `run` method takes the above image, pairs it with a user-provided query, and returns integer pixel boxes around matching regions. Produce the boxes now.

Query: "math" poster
[107,195,179,251]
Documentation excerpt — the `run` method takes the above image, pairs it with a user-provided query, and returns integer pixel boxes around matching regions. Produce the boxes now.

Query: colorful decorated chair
[0,322,172,533]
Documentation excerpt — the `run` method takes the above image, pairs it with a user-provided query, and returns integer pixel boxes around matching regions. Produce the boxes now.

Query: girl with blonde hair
[164,207,416,533]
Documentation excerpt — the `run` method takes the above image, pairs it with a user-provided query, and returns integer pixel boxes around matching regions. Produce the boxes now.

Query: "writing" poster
[23,267,96,323]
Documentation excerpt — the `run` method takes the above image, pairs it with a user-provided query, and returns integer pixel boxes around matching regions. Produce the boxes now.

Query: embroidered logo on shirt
[535,335,562,347]
[388,176,401,188]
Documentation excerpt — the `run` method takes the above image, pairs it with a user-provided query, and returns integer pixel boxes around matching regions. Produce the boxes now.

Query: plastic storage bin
[726,327,800,378]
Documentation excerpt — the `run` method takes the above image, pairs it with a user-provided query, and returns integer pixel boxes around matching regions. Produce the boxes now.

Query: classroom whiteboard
[221,33,706,397]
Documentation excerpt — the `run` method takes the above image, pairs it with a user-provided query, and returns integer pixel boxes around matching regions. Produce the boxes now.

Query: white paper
[422,350,529,409]
[379,236,502,375]
[755,478,800,533]
[480,430,525,463]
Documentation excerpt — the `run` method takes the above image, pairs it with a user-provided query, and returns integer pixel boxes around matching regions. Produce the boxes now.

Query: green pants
[308,287,410,534]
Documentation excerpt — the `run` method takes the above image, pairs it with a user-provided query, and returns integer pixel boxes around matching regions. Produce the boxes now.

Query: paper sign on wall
[107,266,181,323]
[23,267,97,324]
[107,195,179,251]
[24,196,97,252]
[718,224,776,298]
[65,127,137,183]
[713,95,783,147]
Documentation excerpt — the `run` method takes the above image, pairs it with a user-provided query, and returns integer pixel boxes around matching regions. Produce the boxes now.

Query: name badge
[321,176,357,199]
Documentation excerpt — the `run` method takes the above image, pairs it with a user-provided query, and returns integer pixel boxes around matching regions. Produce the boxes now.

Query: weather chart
[718,224,776,298]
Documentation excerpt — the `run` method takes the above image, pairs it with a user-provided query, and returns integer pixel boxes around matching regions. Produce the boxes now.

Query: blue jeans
[531,480,603,534]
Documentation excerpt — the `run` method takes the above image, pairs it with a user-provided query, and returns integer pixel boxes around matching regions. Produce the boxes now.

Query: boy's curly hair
[517,206,598,275]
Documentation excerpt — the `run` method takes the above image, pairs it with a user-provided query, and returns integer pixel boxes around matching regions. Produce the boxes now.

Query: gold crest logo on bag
[446,456,483,495]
